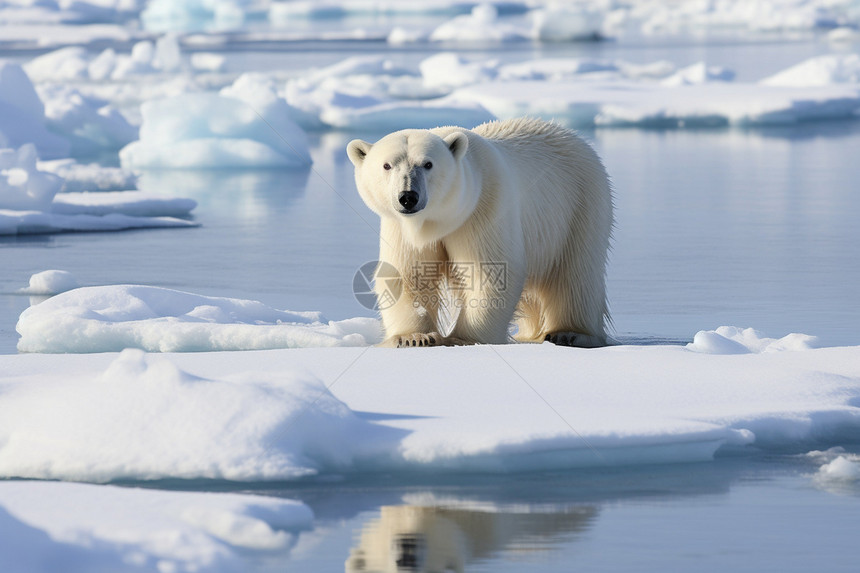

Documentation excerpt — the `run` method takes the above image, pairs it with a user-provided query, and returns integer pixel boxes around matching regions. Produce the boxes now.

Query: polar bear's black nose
[398,190,420,212]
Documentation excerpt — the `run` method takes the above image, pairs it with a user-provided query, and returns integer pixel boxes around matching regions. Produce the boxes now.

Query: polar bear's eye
[383,163,391,171]
[424,162,433,170]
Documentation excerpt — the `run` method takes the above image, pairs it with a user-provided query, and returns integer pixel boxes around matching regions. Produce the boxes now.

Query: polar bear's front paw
[545,332,604,348]
[394,332,442,348]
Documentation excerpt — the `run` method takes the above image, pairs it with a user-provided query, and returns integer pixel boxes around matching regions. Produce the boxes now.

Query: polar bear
[347,117,612,348]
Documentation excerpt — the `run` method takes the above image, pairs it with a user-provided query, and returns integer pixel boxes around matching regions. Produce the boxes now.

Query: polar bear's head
[347,129,473,245]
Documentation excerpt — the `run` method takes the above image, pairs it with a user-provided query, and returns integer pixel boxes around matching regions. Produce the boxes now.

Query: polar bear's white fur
[347,117,613,347]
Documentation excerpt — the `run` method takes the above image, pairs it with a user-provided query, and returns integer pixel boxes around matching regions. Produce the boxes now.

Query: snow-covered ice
[16,285,382,352]
[50,191,197,217]
[4,282,860,481]
[687,326,822,354]
[19,270,80,296]
[0,144,63,211]
[284,55,495,131]
[0,62,69,159]
[0,481,312,573]
[1,145,198,234]
[36,84,138,154]
[277,52,860,132]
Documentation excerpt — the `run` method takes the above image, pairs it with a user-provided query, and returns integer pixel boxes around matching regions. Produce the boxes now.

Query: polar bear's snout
[396,168,427,214]
[398,190,421,213]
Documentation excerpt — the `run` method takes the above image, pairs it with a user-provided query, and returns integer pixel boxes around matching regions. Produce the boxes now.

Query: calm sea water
[2,38,859,571]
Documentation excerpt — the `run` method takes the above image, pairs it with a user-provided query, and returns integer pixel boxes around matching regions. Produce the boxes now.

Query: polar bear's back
[471,117,612,265]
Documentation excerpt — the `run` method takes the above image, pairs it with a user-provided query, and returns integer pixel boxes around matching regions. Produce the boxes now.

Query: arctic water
[3,39,860,571]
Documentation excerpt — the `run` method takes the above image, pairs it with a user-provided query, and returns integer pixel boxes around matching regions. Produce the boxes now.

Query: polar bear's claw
[395,332,442,348]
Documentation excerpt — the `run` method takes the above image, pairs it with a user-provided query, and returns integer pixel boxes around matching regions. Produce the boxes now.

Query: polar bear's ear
[346,139,372,166]
[443,132,469,161]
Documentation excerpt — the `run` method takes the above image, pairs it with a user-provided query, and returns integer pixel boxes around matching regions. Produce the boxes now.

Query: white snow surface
[16,285,382,352]
[0,480,312,573]
[5,283,860,481]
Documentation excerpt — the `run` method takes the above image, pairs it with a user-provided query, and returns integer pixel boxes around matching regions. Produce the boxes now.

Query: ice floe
[1,326,859,481]
[16,284,382,352]
[119,81,313,168]
[278,52,860,132]
[0,481,312,573]
[1,145,197,234]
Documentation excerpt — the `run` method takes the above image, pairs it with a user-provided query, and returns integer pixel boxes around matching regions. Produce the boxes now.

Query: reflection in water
[345,502,596,573]
[136,167,311,221]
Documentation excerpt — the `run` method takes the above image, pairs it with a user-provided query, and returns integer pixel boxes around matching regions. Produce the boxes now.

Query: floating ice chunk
[22,46,90,82]
[36,84,137,153]
[661,61,735,86]
[0,481,312,573]
[531,1,604,41]
[51,191,197,217]
[319,95,496,131]
[760,54,860,87]
[430,3,529,43]
[285,56,445,129]
[220,72,310,144]
[0,348,400,480]
[119,92,312,169]
[687,326,822,354]
[190,51,226,71]
[0,144,62,211]
[420,52,498,89]
[816,456,860,482]
[0,62,69,159]
[0,210,198,235]
[37,159,137,192]
[20,270,80,295]
[16,284,381,352]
